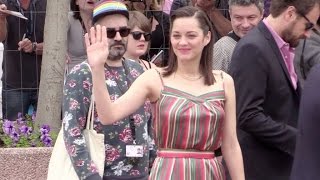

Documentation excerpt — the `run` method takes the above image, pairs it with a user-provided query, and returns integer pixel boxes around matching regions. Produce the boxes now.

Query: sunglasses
[130,31,152,41]
[106,27,131,39]
[299,13,314,31]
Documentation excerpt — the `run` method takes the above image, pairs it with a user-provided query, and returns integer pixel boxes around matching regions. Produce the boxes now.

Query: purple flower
[10,130,20,142]
[1,113,56,148]
[18,112,23,119]
[30,142,36,147]
[19,125,32,136]
[16,112,24,124]
[16,118,23,125]
[32,112,36,122]
[40,133,49,141]
[41,134,52,147]
[40,124,50,136]
[2,120,14,135]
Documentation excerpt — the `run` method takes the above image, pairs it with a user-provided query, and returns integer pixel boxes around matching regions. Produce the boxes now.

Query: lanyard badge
[126,116,143,157]
[126,145,144,157]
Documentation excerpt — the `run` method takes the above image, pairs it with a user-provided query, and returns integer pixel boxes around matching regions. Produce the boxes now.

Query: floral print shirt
[62,60,156,180]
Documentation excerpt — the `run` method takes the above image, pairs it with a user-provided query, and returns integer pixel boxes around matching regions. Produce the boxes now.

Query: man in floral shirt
[62,1,156,180]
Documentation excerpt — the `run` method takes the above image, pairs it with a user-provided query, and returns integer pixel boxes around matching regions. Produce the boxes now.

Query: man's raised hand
[85,25,109,68]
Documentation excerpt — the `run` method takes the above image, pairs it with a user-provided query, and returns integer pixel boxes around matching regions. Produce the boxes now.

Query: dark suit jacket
[228,21,300,180]
[291,64,320,180]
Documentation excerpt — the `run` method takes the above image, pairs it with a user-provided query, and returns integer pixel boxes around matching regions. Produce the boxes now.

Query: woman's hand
[84,25,109,69]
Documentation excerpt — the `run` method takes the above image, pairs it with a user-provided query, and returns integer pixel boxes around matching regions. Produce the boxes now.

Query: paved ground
[0,147,53,180]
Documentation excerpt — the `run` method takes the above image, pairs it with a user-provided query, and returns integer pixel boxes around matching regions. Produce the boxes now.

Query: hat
[93,0,129,23]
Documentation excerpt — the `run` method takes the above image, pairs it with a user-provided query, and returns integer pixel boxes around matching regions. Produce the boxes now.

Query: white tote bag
[47,95,105,180]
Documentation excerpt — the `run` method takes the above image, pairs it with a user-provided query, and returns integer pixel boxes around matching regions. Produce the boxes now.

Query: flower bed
[0,113,57,148]
[0,113,58,179]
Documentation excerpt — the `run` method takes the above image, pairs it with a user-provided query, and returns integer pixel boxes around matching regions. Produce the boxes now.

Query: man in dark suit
[228,0,320,179]
[291,64,320,180]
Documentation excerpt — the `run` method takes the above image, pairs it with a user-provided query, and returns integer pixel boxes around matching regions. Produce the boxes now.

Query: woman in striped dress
[84,6,244,180]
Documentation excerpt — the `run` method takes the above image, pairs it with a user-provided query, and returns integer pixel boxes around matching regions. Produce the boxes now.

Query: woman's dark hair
[163,6,215,85]
[128,11,152,33]
[270,0,319,18]
[128,11,152,55]
[70,0,81,20]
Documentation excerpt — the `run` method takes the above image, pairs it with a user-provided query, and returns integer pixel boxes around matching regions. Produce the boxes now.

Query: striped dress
[149,84,226,180]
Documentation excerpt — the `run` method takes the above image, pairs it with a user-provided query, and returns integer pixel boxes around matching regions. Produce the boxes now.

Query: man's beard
[108,41,127,61]
[283,30,302,47]
[283,22,305,48]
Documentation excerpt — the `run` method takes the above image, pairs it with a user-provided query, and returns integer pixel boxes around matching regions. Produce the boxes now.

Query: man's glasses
[299,13,314,31]
[106,27,131,39]
[130,31,152,41]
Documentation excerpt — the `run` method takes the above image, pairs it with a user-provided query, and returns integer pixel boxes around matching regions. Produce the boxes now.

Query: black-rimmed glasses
[298,13,314,31]
[130,31,152,41]
[106,27,131,39]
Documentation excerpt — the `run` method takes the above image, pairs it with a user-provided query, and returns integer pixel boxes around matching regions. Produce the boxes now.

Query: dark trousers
[2,88,38,120]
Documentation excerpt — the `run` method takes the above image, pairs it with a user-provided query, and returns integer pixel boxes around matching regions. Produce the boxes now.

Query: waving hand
[84,25,109,68]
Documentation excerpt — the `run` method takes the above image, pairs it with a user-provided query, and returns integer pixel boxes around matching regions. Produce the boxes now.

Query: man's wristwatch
[32,42,37,52]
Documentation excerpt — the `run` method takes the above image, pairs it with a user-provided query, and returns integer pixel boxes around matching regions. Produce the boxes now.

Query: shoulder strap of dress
[148,61,151,69]
[154,68,164,89]
[140,60,149,70]
[220,71,225,90]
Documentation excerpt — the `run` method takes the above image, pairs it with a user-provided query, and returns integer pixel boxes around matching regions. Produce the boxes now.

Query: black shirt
[1,0,46,89]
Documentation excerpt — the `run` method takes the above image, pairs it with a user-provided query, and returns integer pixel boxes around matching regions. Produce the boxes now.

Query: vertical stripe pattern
[150,86,226,180]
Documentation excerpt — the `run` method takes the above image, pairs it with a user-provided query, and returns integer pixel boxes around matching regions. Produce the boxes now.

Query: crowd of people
[0,0,320,180]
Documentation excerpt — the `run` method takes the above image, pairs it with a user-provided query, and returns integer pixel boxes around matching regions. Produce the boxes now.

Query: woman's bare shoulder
[141,60,158,69]
[211,70,234,85]
[140,67,165,81]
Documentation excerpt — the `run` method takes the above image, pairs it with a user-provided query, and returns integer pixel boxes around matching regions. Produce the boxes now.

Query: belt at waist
[157,149,215,159]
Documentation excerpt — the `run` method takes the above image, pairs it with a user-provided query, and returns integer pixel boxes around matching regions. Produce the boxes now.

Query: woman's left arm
[221,72,245,180]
